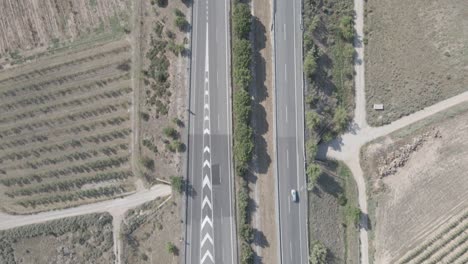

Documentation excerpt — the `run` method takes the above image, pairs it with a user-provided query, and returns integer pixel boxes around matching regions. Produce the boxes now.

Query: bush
[304,49,317,81]
[163,127,179,139]
[232,3,252,39]
[333,106,348,133]
[140,157,155,171]
[233,89,252,124]
[175,16,189,31]
[310,242,328,264]
[305,139,318,162]
[339,16,354,42]
[305,111,320,131]
[166,242,177,255]
[232,39,252,89]
[233,123,253,176]
[174,8,185,18]
[346,205,361,226]
[240,242,254,264]
[170,176,184,193]
[307,163,321,190]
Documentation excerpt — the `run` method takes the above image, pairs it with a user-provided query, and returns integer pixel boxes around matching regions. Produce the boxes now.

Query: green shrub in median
[232,2,252,39]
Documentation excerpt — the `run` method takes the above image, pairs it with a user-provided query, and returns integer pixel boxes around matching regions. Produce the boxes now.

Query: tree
[305,111,321,131]
[346,205,361,226]
[240,242,254,264]
[163,127,179,139]
[310,242,328,264]
[333,106,348,133]
[306,163,321,190]
[140,157,154,171]
[305,139,318,163]
[232,3,252,39]
[233,89,252,124]
[339,16,354,42]
[175,16,189,31]
[304,49,317,81]
[170,176,184,193]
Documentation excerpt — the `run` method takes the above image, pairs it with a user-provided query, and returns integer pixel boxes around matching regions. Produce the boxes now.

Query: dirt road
[0,184,170,230]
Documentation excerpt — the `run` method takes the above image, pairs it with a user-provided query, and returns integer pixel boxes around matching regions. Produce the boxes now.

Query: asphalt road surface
[184,0,237,263]
[274,0,309,263]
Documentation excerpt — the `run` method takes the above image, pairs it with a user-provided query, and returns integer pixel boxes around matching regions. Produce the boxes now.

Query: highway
[184,0,237,263]
[274,0,309,263]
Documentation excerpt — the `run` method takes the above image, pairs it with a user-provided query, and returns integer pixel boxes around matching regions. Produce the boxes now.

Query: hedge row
[231,1,255,264]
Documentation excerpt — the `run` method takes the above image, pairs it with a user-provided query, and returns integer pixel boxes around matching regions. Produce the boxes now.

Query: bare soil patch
[361,103,468,264]
[0,0,131,63]
[121,196,181,264]
[0,38,138,214]
[0,213,114,264]
[308,161,359,264]
[365,0,466,126]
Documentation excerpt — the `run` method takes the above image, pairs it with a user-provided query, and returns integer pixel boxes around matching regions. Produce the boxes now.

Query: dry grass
[0,38,136,214]
[365,0,466,126]
[0,213,114,264]
[121,196,181,264]
[308,161,359,264]
[361,103,468,264]
[0,0,131,62]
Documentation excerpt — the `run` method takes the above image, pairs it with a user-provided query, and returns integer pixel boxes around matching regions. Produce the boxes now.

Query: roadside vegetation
[121,196,181,264]
[0,213,114,264]
[231,1,255,263]
[138,0,189,184]
[303,0,355,186]
[307,161,359,264]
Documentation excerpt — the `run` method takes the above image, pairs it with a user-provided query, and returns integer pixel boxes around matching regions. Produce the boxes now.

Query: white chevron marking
[203,160,211,168]
[202,196,212,209]
[201,233,214,247]
[201,250,214,263]
[204,146,210,153]
[203,128,210,135]
[201,215,213,229]
[202,174,211,189]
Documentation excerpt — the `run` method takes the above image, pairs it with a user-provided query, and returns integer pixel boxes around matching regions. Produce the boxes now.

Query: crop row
[0,85,132,125]
[0,102,130,152]
[5,170,132,197]
[0,45,130,88]
[426,228,468,264]
[398,211,468,263]
[0,128,131,165]
[0,155,130,187]
[445,241,467,263]
[1,142,128,172]
[0,100,129,146]
[16,185,128,208]
[0,58,130,101]
[0,72,130,114]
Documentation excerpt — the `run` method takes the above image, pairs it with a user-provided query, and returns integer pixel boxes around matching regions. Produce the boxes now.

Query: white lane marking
[204,146,210,153]
[203,160,211,169]
[205,89,209,96]
[224,0,236,261]
[285,106,288,123]
[292,2,305,263]
[284,64,287,81]
[201,233,214,247]
[204,128,210,135]
[204,115,209,121]
[201,251,214,263]
[286,149,289,168]
[203,174,212,189]
[201,215,213,229]
[290,241,293,261]
[202,196,212,209]
[284,23,286,40]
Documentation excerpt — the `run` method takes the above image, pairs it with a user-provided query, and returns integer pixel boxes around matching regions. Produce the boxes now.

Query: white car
[291,189,298,202]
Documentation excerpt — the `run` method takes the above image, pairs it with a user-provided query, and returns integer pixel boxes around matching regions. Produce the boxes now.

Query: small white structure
[373,104,384,110]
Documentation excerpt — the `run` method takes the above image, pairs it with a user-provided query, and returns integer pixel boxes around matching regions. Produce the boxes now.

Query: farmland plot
[0,38,136,214]
[0,0,131,61]
[361,103,468,264]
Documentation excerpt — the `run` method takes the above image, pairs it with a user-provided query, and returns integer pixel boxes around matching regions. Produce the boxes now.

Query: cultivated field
[365,0,466,126]
[0,0,130,63]
[361,103,468,264]
[0,213,114,264]
[121,196,181,264]
[0,38,136,214]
